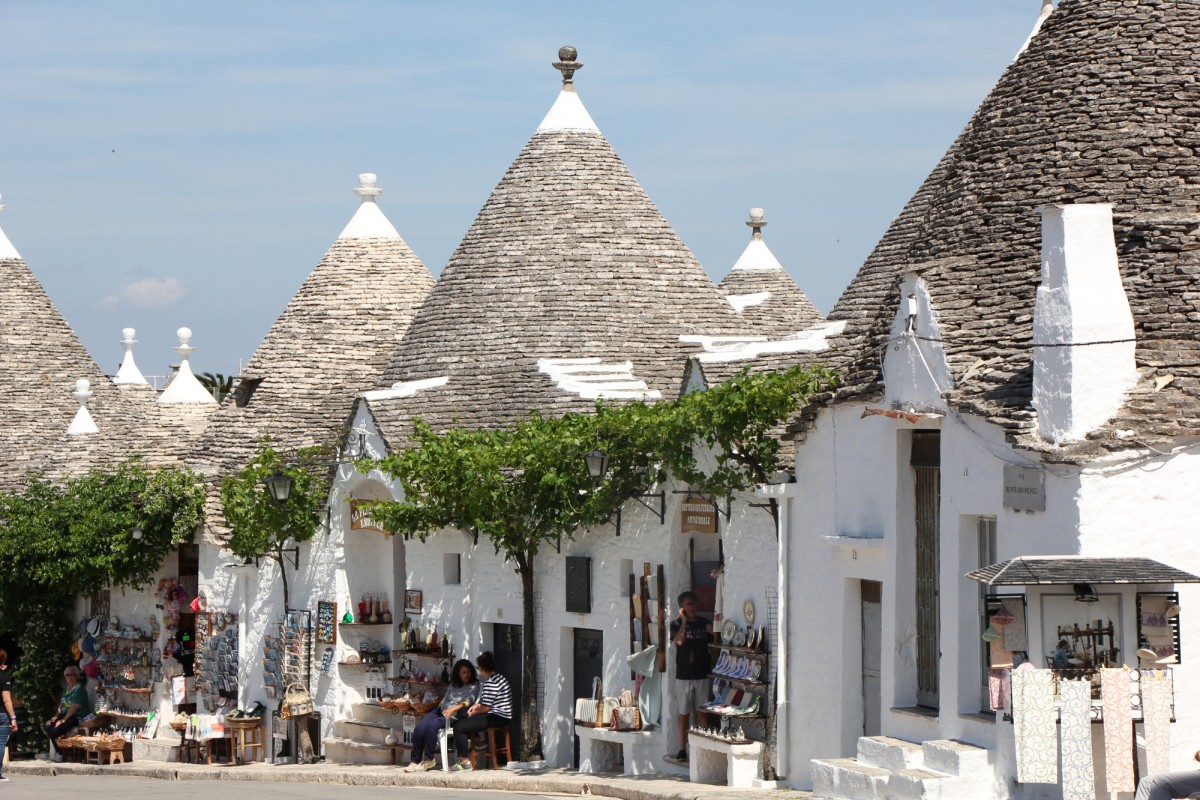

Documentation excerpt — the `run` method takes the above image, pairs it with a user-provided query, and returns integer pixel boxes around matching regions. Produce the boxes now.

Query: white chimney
[1032,204,1136,444]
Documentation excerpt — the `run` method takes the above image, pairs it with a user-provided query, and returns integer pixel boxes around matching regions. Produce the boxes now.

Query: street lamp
[131,526,143,540]
[584,450,608,483]
[264,470,293,503]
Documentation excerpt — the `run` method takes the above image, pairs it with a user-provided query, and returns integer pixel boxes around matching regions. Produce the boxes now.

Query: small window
[443,553,461,585]
[566,556,592,614]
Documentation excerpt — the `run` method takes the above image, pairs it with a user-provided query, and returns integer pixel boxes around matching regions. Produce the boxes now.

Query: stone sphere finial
[746,208,767,234]
[177,327,192,345]
[73,378,93,403]
[553,45,583,85]
[122,327,136,341]
[354,172,383,199]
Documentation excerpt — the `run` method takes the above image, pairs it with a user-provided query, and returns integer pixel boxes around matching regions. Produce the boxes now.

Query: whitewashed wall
[786,397,1200,797]
[192,402,780,768]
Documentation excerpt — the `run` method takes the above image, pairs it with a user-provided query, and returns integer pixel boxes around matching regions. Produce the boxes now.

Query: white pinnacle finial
[1014,0,1054,62]
[732,207,784,272]
[158,326,217,405]
[0,192,6,213]
[67,379,100,435]
[113,327,149,386]
[337,172,401,239]
[0,192,19,260]
[353,173,383,201]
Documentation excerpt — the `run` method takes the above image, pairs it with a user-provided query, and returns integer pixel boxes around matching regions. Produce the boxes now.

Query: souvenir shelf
[96,634,159,704]
[628,563,666,677]
[194,612,239,710]
[264,610,312,703]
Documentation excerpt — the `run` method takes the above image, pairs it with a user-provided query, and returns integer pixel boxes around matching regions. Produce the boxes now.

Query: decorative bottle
[380,596,392,624]
[369,594,380,624]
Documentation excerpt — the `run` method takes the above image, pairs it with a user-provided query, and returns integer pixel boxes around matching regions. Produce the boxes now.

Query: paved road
[4,774,574,799]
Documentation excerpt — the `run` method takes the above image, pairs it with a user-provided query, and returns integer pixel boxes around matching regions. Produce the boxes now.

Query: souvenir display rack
[264,610,312,702]
[193,612,239,710]
[316,601,337,645]
[95,629,159,710]
[628,563,666,677]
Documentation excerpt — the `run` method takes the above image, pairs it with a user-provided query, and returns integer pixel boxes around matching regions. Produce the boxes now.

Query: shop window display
[1040,593,1122,672]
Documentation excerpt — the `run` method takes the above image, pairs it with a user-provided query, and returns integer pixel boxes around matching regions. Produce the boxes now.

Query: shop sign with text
[680,494,718,534]
[350,500,390,534]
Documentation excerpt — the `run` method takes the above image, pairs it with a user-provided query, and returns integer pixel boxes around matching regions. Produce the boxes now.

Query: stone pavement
[5,759,812,800]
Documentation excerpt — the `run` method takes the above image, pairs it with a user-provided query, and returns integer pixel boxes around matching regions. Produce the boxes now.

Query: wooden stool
[103,748,126,765]
[469,726,512,770]
[228,719,264,764]
[178,737,201,763]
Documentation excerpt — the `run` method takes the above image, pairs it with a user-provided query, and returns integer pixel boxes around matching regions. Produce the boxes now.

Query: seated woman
[452,651,513,771]
[45,666,91,762]
[404,659,480,772]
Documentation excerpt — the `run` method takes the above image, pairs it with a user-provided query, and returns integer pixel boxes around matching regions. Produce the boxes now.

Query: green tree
[220,438,333,611]
[197,372,235,403]
[0,461,205,727]
[366,363,835,764]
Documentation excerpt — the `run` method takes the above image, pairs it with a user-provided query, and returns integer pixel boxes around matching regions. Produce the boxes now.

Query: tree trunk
[274,548,290,612]
[517,552,542,761]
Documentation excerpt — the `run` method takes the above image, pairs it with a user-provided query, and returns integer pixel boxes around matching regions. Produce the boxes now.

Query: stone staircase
[323,702,411,766]
[811,735,992,800]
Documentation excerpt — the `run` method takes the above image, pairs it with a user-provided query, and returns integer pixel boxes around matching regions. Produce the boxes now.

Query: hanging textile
[626,644,661,728]
[1059,679,1095,800]
[1142,672,1173,777]
[988,669,1010,713]
[1101,668,1134,794]
[1012,668,1058,784]
[1003,601,1028,651]
[990,638,1014,669]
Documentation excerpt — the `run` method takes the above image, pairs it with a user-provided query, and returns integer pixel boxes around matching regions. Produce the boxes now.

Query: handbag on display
[285,682,314,716]
[610,705,641,731]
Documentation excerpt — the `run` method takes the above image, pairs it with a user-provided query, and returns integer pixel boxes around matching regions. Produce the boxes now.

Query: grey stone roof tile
[825,0,1200,460]
[370,112,742,442]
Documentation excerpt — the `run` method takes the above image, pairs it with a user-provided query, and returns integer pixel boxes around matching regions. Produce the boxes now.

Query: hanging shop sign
[350,500,390,534]
[680,494,718,534]
[1002,465,1045,512]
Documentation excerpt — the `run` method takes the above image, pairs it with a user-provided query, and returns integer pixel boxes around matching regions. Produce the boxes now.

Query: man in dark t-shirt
[667,591,712,764]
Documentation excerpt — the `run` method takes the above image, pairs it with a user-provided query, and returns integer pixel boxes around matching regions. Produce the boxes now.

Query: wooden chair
[469,726,512,770]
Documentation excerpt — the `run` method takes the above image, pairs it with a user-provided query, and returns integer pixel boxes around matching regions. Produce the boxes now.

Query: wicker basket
[411,700,438,715]
[95,735,127,752]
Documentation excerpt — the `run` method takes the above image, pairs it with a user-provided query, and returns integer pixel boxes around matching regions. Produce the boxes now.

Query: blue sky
[0,1,1041,380]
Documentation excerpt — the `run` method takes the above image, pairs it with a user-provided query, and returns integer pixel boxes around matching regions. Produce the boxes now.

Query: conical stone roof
[717,209,823,337]
[827,0,1200,457]
[0,210,209,487]
[369,48,740,441]
[200,174,434,481]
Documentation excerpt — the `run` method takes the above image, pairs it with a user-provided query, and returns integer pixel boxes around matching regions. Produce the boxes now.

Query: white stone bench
[575,725,657,776]
[688,733,762,788]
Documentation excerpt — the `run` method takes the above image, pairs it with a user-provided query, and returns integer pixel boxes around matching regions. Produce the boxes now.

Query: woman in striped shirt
[452,650,512,770]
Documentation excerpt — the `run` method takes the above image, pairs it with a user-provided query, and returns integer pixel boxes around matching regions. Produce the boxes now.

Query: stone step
[922,739,990,779]
[322,735,407,766]
[132,737,179,762]
[811,757,890,800]
[857,735,925,771]
[351,702,408,727]
[886,767,955,800]
[334,719,398,746]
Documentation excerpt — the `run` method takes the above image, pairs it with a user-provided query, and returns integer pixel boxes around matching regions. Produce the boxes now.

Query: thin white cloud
[98,277,186,310]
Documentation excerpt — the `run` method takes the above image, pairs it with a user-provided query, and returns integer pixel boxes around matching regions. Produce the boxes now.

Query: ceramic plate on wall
[743,599,756,626]
[721,618,737,643]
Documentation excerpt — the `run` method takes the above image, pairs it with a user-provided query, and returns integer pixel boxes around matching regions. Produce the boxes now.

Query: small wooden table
[226,718,264,764]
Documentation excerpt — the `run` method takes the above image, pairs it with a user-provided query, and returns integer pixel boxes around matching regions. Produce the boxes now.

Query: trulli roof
[368,50,740,444]
[0,226,212,488]
[199,176,434,506]
[717,212,823,336]
[825,0,1200,461]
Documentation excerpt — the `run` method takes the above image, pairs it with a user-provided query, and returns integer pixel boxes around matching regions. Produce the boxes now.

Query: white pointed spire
[732,208,784,272]
[537,46,599,133]
[113,327,149,386]
[0,193,21,260]
[67,379,100,435]
[337,173,402,240]
[1014,0,1054,62]
[158,327,218,404]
